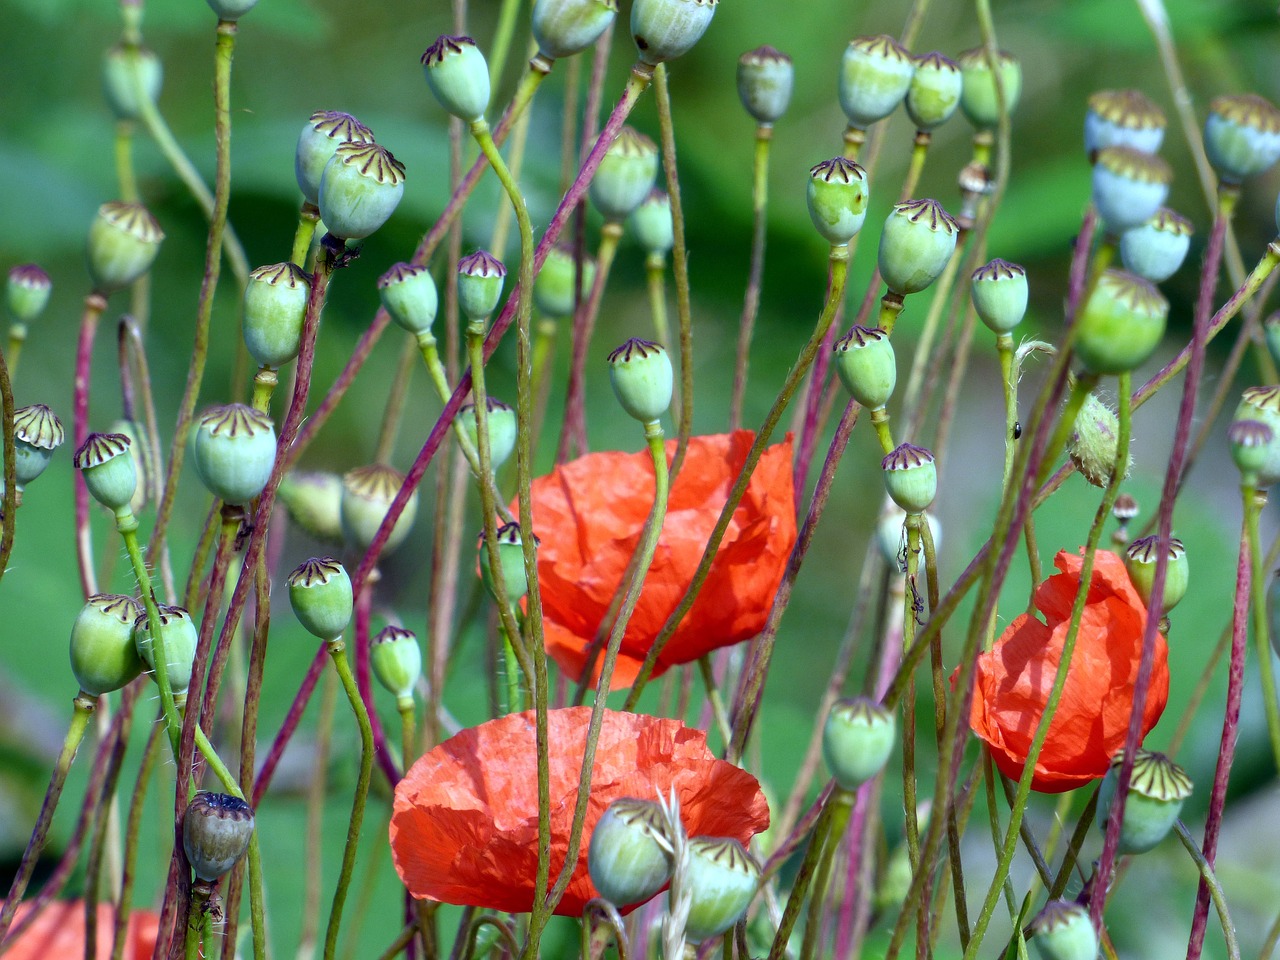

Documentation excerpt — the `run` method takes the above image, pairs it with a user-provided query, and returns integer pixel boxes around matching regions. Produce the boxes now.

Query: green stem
[292,201,320,267]
[645,256,671,346]
[416,337,491,485]
[799,791,854,960]
[900,516,923,871]
[300,667,338,960]
[375,335,420,464]
[1175,821,1241,960]
[114,119,139,203]
[767,786,843,960]
[111,712,163,960]
[696,656,732,748]
[1246,488,1280,769]
[186,885,212,960]
[487,0,522,95]
[997,334,1017,489]
[731,125,772,431]
[900,132,931,201]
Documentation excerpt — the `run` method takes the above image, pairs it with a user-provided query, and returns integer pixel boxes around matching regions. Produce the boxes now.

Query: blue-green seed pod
[70,594,143,697]
[737,46,793,125]
[1030,901,1098,960]
[288,557,354,642]
[7,264,51,324]
[9,404,64,488]
[279,471,344,544]
[823,697,896,790]
[74,433,137,513]
[318,142,406,241]
[608,338,673,423]
[340,464,418,553]
[1075,269,1168,375]
[879,199,960,295]
[1234,386,1280,488]
[1084,89,1166,158]
[535,247,596,318]
[107,419,154,516]
[102,43,162,122]
[205,0,260,20]
[882,442,937,513]
[422,35,490,123]
[457,251,507,321]
[479,522,535,605]
[532,0,618,61]
[1092,147,1172,235]
[132,604,198,696]
[243,263,311,369]
[459,399,517,469]
[1068,392,1128,488]
[971,259,1028,333]
[906,52,962,132]
[1228,419,1274,482]
[806,157,870,246]
[1097,750,1192,854]
[957,48,1021,130]
[1204,94,1280,184]
[1124,536,1188,614]
[295,111,374,206]
[191,404,277,506]
[632,190,674,257]
[370,625,422,702]
[834,326,896,409]
[682,837,760,942]
[87,202,164,294]
[378,263,438,337]
[1119,208,1192,283]
[591,127,660,222]
[589,798,673,908]
[183,793,255,883]
[630,0,718,67]
[839,35,914,130]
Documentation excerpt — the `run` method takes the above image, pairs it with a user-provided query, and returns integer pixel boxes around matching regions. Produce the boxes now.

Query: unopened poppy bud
[588,798,674,907]
[874,508,940,568]
[1234,386,1280,488]
[288,557,354,641]
[70,594,143,697]
[839,35,914,130]
[1075,269,1168,375]
[132,604,198,696]
[457,251,506,321]
[906,52,962,131]
[879,199,959,295]
[243,263,310,369]
[479,521,535,604]
[1124,536,1188,614]
[341,464,418,553]
[1120,208,1192,284]
[1204,94,1280,184]
[422,36,490,123]
[957,48,1021,130]
[319,142,406,241]
[833,326,896,409]
[379,263,439,337]
[75,432,137,513]
[102,43,162,122]
[630,0,717,66]
[532,0,618,60]
[806,158,870,246]
[535,247,595,318]
[1084,89,1166,158]
[279,471,344,543]
[737,46,793,124]
[608,338,673,424]
[1228,419,1274,481]
[191,404,277,506]
[823,696,896,790]
[295,111,374,205]
[7,264,52,324]
[1097,750,1192,854]
[592,128,660,223]
[1092,147,1172,234]
[1068,392,1128,488]
[205,0,260,20]
[631,190,674,257]
[971,259,1028,333]
[183,793,255,884]
[87,202,164,294]
[882,443,937,513]
[459,399,517,469]
[682,837,760,942]
[1030,900,1098,960]
[371,625,422,703]
[10,404,64,488]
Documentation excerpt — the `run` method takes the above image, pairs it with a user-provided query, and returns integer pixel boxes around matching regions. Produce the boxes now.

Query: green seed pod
[631,190,674,257]
[191,404,277,506]
[1204,93,1280,184]
[806,157,870,246]
[682,837,760,942]
[287,557,354,642]
[1097,750,1192,854]
[102,43,162,122]
[70,594,143,697]
[7,264,52,324]
[9,404,64,488]
[459,398,517,469]
[957,47,1021,130]
[535,247,596,318]
[1075,269,1168,375]
[532,0,618,61]
[318,143,406,242]
[370,625,422,702]
[838,35,914,130]
[630,0,718,67]
[823,697,896,790]
[1084,89,1166,158]
[878,199,960,296]
[340,464,418,553]
[479,521,534,605]
[74,432,137,513]
[1091,147,1172,235]
[874,508,941,569]
[279,471,344,544]
[591,127,660,222]
[906,52,962,132]
[1030,900,1098,960]
[107,419,152,515]
[882,442,937,513]
[588,798,673,907]
[833,326,896,409]
[295,111,374,206]
[1228,418,1274,483]
[243,263,310,369]
[1235,386,1280,488]
[971,259,1028,333]
[737,46,793,125]
[1124,536,1188,614]
[132,604,198,696]
[1119,208,1192,284]
[205,0,260,21]
[422,35,490,123]
[183,793,255,884]
[608,338,673,423]
[87,201,164,294]
[378,263,439,337]
[1068,392,1129,488]
[457,251,506,321]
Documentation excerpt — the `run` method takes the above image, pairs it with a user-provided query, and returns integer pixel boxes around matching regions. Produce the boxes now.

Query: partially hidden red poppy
[389,707,770,916]
[968,549,1170,793]
[3,900,160,960]
[526,431,797,690]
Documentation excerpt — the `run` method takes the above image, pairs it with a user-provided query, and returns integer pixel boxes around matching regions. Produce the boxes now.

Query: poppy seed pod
[957,47,1021,130]
[288,557,354,642]
[1068,392,1129,488]
[878,199,960,295]
[1084,89,1166,158]
[1229,419,1275,482]
[183,793,255,883]
[631,190,674,257]
[1234,386,1280,487]
[535,247,596,318]
[191,404,277,506]
[838,35,914,130]
[318,142,406,241]
[882,442,937,513]
[588,798,674,908]
[1030,901,1098,960]
[70,594,143,697]
[422,35,490,123]
[378,263,439,337]
[105,419,151,516]
[737,46,793,125]
[1204,93,1280,184]
[823,697,896,790]
[295,111,374,205]
[206,0,259,20]
[279,471,344,544]
[1120,208,1192,283]
[806,157,870,246]
[87,202,164,294]
[1097,750,1192,854]
[906,52,962,131]
[102,43,162,122]
[132,605,198,697]
[371,625,423,702]
[1124,536,1188,614]
[243,262,310,369]
[7,264,52,324]
[833,326,896,409]
[1075,269,1168,375]
[630,0,718,66]
[479,521,535,605]
[608,338,673,424]
[532,0,618,61]
[340,464,418,553]
[1091,146,1172,234]
[459,399,518,469]
[457,250,507,321]
[874,508,941,568]
[682,837,760,942]
[971,259,1028,333]
[74,432,137,513]
[9,404,64,488]
[590,127,660,222]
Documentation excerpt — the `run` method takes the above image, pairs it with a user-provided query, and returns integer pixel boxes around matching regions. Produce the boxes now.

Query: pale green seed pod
[206,0,260,20]
[457,251,506,321]
[839,35,914,130]
[833,326,896,409]
[906,52,962,131]
[478,522,534,605]
[379,263,439,337]
[102,43,162,122]
[806,157,869,246]
[132,604,198,696]
[459,399,517,469]
[1235,386,1280,488]
[288,557,354,642]
[295,111,374,205]
[1030,901,1098,960]
[183,793,255,884]
[318,143,406,241]
[371,625,422,701]
[1092,147,1172,234]
[74,432,137,512]
[532,0,618,61]
[630,0,718,66]
[278,471,344,544]
[682,837,760,942]
[823,697,896,790]
[608,338,673,424]
[243,263,311,369]
[422,35,491,123]
[7,264,52,324]
[107,419,152,516]
[9,404,64,488]
[631,190,674,256]
[591,127,660,222]
[535,247,596,318]
[1075,269,1168,375]
[340,464,418,553]
[957,47,1021,130]
[191,404,277,506]
[882,442,936,513]
[737,46,793,125]
[1124,536,1188,614]
[588,798,673,908]
[1084,89,1166,158]
[971,259,1028,333]
[1229,418,1275,484]
[1097,750,1192,854]
[1204,93,1280,184]
[87,202,164,294]
[878,199,960,295]
[1119,208,1192,284]
[70,594,143,697]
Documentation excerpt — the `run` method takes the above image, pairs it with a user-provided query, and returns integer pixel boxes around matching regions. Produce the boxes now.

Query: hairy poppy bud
[288,557,354,642]
[1204,94,1280,184]
[906,52,962,131]
[1124,536,1188,614]
[971,259,1028,333]
[1120,208,1192,283]
[834,326,896,409]
[7,264,52,324]
[608,338,673,424]
[244,263,310,369]
[459,399,517,469]
[532,0,618,60]
[957,48,1021,130]
[806,158,869,246]
[75,432,137,513]
[1084,89,1166,158]
[1068,392,1129,488]
[479,522,535,605]
[70,595,143,697]
[1075,269,1168,375]
[1092,147,1172,234]
[457,251,506,321]
[183,792,255,883]
[588,798,673,907]
[295,111,374,205]
[878,199,959,295]
[422,35,490,123]
[737,46,793,124]
[591,127,660,222]
[371,625,422,703]
[882,443,937,513]
[191,404,277,506]
[823,697,896,790]
[683,837,760,942]
[10,404,64,488]
[132,605,198,697]
[379,263,439,337]
[1030,900,1098,960]
[630,0,717,66]
[839,35,914,130]
[341,464,418,553]
[102,43,162,122]
[87,202,164,294]
[319,142,406,241]
[1097,750,1192,854]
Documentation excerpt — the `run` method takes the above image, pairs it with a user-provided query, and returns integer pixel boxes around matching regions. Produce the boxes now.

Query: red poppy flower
[969,549,1170,793]
[526,431,797,690]
[3,900,160,960]
[389,707,770,916]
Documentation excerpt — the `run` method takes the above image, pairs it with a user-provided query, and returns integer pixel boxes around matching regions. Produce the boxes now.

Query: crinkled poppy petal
[390,707,769,917]
[4,901,160,960]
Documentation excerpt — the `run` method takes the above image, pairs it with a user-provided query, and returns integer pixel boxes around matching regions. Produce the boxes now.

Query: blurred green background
[2,0,1280,957]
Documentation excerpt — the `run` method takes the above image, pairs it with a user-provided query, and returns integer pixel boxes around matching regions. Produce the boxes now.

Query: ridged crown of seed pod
[534,246,596,317]
[479,521,536,604]
[1120,208,1193,284]
[243,262,311,369]
[74,432,137,512]
[1075,269,1169,375]
[459,398,518,469]
[833,326,896,409]
[340,464,419,553]
[630,0,719,67]
[1204,93,1280,183]
[87,201,165,294]
[591,127,661,222]
[1084,89,1166,158]
[631,189,674,256]
[457,250,507,321]
[1098,749,1192,854]
[1119,749,1194,800]
[7,264,52,323]
[1228,418,1275,479]
[287,556,354,641]
[823,696,896,790]
[1068,392,1129,488]
[878,199,960,296]
[1124,535,1188,613]
[183,792,255,883]
[132,604,198,695]
[102,43,163,122]
[683,836,760,941]
[371,625,423,701]
[279,471,344,543]
[905,52,962,131]
[588,797,674,908]
[1091,146,1173,234]
[378,262,439,337]
[532,0,619,61]
[422,35,491,123]
[319,142,406,241]
[607,337,673,424]
[970,258,1028,333]
[295,110,375,204]
[70,594,144,697]
[806,157,870,246]
[882,442,937,513]
[14,404,64,451]
[956,47,1022,130]
[839,34,914,130]
[1030,900,1098,960]
[191,403,277,506]
[737,45,794,124]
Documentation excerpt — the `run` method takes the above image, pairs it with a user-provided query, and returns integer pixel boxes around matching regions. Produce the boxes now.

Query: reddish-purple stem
[355,577,401,787]
[73,294,107,599]
[793,329,840,496]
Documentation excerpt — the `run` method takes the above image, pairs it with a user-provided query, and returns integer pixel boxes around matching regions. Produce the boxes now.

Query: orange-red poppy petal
[3,900,160,960]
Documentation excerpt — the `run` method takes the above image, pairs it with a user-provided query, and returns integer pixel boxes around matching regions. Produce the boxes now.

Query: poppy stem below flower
[1174,820,1241,960]
[767,785,849,960]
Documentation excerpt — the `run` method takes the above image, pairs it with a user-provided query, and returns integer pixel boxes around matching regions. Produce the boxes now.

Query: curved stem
[731,125,772,430]
[74,293,107,598]
[1175,821,1240,960]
